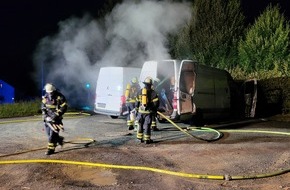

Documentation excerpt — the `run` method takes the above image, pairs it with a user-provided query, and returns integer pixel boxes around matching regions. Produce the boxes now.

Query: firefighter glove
[50,111,59,120]
[45,116,53,122]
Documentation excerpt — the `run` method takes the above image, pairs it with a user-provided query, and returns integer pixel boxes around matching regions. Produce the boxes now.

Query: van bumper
[94,108,127,117]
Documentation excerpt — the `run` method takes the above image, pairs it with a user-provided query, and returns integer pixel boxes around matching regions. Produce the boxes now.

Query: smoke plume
[33,0,191,108]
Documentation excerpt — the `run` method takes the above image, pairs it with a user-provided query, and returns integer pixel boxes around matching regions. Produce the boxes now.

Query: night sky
[1,1,106,99]
[0,0,289,100]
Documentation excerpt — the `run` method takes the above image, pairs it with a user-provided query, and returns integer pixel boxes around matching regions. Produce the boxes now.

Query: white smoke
[33,0,191,108]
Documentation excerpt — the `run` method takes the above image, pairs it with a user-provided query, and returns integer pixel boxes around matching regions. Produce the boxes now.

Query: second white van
[94,67,141,118]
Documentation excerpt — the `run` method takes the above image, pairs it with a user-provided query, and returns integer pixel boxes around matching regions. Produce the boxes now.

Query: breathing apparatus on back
[125,84,131,99]
[141,88,147,106]
[141,77,153,107]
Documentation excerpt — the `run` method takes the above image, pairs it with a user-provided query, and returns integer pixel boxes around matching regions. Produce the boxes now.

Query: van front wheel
[110,115,118,119]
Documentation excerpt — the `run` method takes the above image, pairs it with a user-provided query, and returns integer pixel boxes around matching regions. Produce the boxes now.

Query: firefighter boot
[128,125,134,130]
[58,136,64,147]
[46,143,55,155]
[137,132,143,143]
[151,120,159,131]
[145,139,153,144]
[45,149,55,155]
[127,119,134,130]
[144,135,153,144]
[152,126,159,131]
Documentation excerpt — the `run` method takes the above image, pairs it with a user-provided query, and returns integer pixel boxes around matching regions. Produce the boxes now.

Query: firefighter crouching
[135,77,159,144]
[41,83,68,155]
[125,77,141,130]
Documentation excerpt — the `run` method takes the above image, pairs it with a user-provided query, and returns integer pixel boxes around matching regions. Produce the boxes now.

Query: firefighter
[125,77,141,130]
[41,83,67,155]
[135,77,159,144]
[151,78,160,131]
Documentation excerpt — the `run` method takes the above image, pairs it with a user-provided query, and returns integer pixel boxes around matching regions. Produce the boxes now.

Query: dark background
[0,0,289,100]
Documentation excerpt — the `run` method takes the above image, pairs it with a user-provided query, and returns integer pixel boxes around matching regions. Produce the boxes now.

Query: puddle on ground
[62,165,117,186]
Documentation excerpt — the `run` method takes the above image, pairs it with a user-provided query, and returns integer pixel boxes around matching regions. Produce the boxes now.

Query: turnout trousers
[126,102,136,129]
[44,120,64,151]
[136,113,152,141]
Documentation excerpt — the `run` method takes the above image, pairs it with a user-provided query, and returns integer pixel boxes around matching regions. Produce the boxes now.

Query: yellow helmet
[131,77,138,84]
[143,77,153,85]
[44,83,56,93]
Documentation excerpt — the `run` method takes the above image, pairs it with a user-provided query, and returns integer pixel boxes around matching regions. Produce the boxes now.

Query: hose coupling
[224,174,232,181]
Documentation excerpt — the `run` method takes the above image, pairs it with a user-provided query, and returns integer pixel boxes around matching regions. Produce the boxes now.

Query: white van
[94,67,141,118]
[140,60,236,124]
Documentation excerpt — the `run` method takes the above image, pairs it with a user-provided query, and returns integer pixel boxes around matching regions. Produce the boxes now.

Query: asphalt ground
[0,113,289,189]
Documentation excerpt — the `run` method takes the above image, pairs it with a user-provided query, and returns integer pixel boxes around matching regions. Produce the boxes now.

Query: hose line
[1,112,289,180]
[157,111,223,141]
[0,159,289,181]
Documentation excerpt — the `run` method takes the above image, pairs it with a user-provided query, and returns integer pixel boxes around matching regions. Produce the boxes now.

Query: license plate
[97,103,106,108]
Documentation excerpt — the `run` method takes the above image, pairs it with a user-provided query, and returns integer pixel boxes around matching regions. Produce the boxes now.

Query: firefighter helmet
[44,83,56,93]
[143,77,153,85]
[154,78,160,84]
[131,77,138,84]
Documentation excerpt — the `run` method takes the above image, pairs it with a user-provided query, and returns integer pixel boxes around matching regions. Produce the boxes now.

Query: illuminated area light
[86,83,90,89]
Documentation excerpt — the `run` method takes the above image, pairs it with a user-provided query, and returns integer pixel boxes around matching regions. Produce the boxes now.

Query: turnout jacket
[125,83,140,104]
[136,87,159,114]
[41,91,67,121]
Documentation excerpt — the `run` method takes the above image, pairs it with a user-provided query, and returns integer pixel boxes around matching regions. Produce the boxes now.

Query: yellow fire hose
[157,111,223,141]
[0,112,290,180]
[0,159,289,181]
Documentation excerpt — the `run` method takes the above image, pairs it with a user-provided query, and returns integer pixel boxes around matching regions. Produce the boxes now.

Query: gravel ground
[0,113,290,190]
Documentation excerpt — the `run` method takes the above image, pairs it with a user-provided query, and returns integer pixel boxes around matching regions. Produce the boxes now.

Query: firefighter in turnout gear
[151,78,160,131]
[41,83,68,155]
[135,77,159,144]
[125,77,141,130]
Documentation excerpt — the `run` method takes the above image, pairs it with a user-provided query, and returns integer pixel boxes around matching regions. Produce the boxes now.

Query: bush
[238,5,290,74]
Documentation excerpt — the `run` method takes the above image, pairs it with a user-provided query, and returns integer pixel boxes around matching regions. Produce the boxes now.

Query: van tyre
[190,109,204,127]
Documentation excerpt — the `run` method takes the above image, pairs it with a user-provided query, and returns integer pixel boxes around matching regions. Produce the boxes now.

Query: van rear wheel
[190,109,204,127]
[110,115,118,119]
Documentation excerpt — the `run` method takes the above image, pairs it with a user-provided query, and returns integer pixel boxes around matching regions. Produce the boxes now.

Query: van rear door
[178,60,196,115]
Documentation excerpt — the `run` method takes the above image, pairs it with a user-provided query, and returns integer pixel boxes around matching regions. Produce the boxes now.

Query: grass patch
[0,100,93,119]
[0,100,41,118]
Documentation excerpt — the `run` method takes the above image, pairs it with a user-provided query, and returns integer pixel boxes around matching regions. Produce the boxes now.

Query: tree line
[100,0,290,80]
